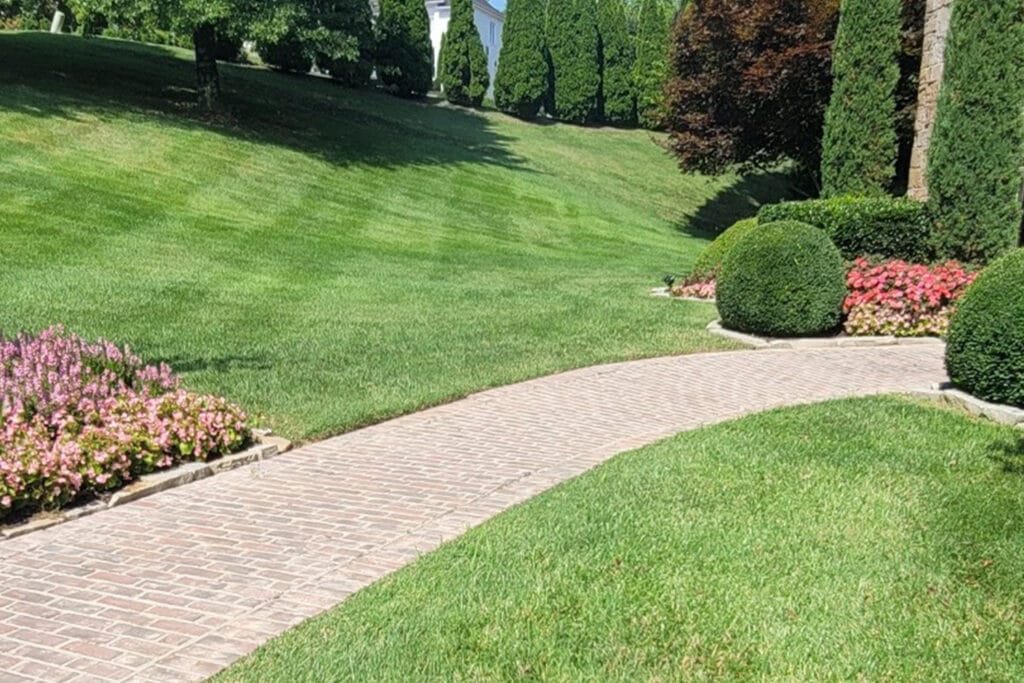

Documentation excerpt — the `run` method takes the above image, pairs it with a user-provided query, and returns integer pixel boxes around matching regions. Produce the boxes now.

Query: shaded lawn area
[217,397,1024,681]
[0,32,796,440]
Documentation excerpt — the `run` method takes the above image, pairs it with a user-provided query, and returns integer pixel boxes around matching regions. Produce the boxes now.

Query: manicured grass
[0,33,792,439]
[218,397,1024,681]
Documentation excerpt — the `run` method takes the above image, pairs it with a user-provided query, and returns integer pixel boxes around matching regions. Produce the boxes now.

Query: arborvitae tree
[597,0,635,125]
[928,0,1024,263]
[632,0,669,128]
[376,0,433,96]
[493,0,548,118]
[320,0,376,87]
[546,0,601,124]
[820,0,901,197]
[439,0,490,106]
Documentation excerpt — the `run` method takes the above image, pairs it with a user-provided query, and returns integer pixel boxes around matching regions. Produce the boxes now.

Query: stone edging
[912,384,1024,429]
[0,431,292,541]
[706,320,945,350]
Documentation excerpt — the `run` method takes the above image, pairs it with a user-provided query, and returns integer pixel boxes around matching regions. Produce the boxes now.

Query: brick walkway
[0,347,946,682]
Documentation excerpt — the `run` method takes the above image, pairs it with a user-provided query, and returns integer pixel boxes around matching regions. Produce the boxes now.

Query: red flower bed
[844,258,977,337]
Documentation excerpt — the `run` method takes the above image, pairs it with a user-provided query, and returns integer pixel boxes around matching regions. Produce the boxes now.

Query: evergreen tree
[439,0,490,106]
[546,0,601,124]
[820,0,901,197]
[928,0,1024,263]
[376,0,433,96]
[493,0,548,118]
[597,0,634,125]
[632,0,669,128]
[320,0,376,87]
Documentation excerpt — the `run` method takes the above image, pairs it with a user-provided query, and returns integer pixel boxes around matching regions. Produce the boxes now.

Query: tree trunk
[193,23,221,111]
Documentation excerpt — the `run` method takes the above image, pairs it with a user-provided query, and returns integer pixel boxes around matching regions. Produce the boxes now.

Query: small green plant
[717,220,847,337]
[946,248,1024,408]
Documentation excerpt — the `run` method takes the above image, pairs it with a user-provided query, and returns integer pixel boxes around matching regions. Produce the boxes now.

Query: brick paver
[0,347,946,682]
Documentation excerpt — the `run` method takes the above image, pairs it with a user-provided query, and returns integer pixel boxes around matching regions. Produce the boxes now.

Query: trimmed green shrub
[546,0,601,124]
[493,0,548,118]
[946,249,1024,408]
[376,0,434,97]
[690,217,758,279]
[758,196,932,262]
[717,220,847,337]
[927,1,1024,264]
[632,0,669,129]
[439,0,490,106]
[597,0,635,125]
[820,0,901,197]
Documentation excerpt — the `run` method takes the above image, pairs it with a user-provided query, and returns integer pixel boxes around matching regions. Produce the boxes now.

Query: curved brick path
[0,347,946,682]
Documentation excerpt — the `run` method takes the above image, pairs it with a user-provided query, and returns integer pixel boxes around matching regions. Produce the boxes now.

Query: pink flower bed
[844,258,977,337]
[670,276,716,300]
[0,326,250,519]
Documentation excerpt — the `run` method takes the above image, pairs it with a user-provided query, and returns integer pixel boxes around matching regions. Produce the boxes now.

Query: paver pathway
[0,347,946,682]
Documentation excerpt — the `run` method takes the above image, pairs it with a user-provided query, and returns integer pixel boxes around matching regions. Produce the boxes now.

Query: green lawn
[0,32,793,440]
[217,397,1024,681]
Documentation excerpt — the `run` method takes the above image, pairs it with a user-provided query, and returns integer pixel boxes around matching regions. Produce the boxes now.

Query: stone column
[907,0,954,201]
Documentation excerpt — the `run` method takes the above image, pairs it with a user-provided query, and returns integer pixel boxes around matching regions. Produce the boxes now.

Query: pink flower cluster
[0,326,250,518]
[670,276,716,300]
[844,258,977,337]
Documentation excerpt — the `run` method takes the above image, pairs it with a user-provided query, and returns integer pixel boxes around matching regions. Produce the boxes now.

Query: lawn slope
[218,397,1024,681]
[0,33,782,438]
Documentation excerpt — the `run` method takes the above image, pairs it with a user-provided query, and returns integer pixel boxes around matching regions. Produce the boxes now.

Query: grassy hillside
[0,33,786,439]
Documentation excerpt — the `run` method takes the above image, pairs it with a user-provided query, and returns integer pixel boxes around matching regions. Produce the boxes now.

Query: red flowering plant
[843,258,977,337]
[670,276,716,300]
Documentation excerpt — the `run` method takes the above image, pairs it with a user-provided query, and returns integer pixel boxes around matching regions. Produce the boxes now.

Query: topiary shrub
[758,196,932,262]
[690,217,758,280]
[945,248,1024,408]
[717,220,847,337]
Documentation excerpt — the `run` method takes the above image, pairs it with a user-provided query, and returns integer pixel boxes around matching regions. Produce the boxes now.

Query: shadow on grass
[676,170,799,239]
[0,32,527,173]
[988,436,1024,475]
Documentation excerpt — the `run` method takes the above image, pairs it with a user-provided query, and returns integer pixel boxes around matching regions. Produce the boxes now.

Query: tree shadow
[0,32,527,173]
[988,436,1024,475]
[674,170,799,240]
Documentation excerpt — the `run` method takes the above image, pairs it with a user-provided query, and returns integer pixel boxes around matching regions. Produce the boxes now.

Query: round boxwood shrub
[691,217,758,279]
[946,248,1024,407]
[717,220,847,337]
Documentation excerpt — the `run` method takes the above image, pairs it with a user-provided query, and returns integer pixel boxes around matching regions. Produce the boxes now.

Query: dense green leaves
[493,0,547,118]
[947,249,1024,407]
[690,217,758,280]
[820,0,901,197]
[597,0,634,125]
[631,0,669,129]
[717,220,847,337]
[376,0,433,96]
[759,196,933,262]
[546,0,600,124]
[439,0,489,106]
[927,0,1024,264]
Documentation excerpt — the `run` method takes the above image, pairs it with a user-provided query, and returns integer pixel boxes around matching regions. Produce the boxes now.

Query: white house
[425,0,504,96]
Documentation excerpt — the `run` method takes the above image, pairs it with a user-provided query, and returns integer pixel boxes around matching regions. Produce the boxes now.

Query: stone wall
[907,0,954,200]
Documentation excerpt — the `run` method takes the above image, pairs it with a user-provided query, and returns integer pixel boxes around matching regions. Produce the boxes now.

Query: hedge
[757,196,932,262]
[717,220,847,338]
[946,248,1024,408]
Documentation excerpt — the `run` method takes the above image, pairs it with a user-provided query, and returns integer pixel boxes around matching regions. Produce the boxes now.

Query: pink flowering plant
[843,258,977,337]
[0,326,250,519]
[670,275,716,300]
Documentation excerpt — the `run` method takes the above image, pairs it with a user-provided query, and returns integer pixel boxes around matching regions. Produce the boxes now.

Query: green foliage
[439,0,489,106]
[946,249,1024,408]
[597,0,634,125]
[820,0,901,197]
[493,0,548,118]
[258,28,310,72]
[927,1,1024,264]
[690,217,758,279]
[376,0,433,96]
[546,0,601,124]
[758,196,933,262]
[318,0,375,87]
[631,0,668,129]
[717,220,847,337]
